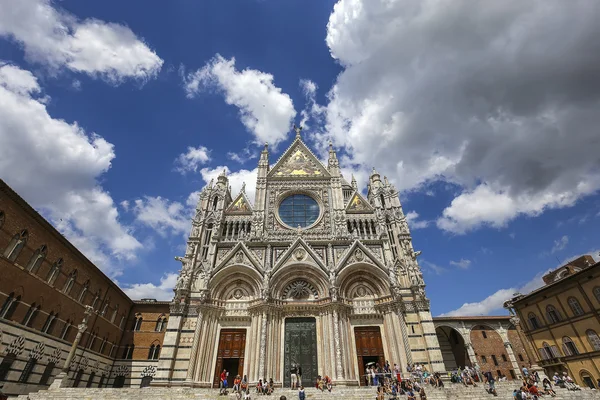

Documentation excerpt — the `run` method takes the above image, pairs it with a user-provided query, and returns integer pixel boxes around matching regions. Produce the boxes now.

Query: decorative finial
[264,142,269,151]
[329,140,333,149]
[293,124,303,138]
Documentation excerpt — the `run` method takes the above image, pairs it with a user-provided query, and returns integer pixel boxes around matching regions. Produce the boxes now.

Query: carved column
[258,310,268,379]
[396,310,413,366]
[185,308,204,383]
[332,308,343,380]
[503,340,522,379]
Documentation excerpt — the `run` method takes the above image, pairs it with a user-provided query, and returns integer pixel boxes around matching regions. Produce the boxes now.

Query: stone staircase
[15,382,600,399]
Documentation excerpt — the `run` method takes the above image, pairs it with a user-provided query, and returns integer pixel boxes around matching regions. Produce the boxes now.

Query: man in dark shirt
[484,371,497,396]
[297,364,303,387]
[290,363,298,389]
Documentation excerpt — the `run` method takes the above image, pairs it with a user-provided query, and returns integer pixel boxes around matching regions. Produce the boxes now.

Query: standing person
[220,369,228,396]
[394,363,401,382]
[484,371,497,396]
[521,366,529,380]
[419,386,427,400]
[290,363,298,390]
[298,385,305,400]
[297,364,303,387]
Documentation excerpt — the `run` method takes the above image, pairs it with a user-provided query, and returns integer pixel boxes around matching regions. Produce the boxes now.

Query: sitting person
[233,375,242,392]
[268,378,275,394]
[406,388,416,400]
[323,375,332,392]
[552,372,564,387]
[542,378,556,397]
[563,372,581,391]
[376,385,385,400]
[256,379,263,394]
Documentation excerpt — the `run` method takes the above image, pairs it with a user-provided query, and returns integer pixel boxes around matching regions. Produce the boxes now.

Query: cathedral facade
[155,132,444,387]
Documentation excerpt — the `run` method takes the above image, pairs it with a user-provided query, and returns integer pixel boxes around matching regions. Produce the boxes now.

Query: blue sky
[0,0,599,316]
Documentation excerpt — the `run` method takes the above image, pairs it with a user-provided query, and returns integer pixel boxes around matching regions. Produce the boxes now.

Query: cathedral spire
[351,174,358,190]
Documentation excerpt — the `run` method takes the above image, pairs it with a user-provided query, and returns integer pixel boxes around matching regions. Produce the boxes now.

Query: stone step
[16,384,600,400]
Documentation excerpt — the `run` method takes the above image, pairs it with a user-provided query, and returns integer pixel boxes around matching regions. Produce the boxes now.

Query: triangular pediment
[345,191,374,213]
[335,240,386,274]
[226,191,253,214]
[268,139,330,179]
[214,242,264,276]
[272,237,328,275]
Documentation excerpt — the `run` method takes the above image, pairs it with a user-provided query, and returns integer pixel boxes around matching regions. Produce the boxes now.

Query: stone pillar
[332,308,343,380]
[464,342,478,366]
[503,341,523,379]
[50,306,93,389]
[396,311,413,366]
[258,310,268,380]
[185,308,204,383]
[418,309,445,373]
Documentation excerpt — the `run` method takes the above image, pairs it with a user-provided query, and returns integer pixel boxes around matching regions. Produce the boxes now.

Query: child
[298,385,306,400]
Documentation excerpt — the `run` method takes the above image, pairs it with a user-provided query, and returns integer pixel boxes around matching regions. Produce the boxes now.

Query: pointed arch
[63,269,77,295]
[26,245,47,273]
[46,258,63,285]
[3,229,28,262]
[78,280,90,303]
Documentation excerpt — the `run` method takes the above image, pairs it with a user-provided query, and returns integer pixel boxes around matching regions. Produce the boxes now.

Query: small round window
[278,194,319,228]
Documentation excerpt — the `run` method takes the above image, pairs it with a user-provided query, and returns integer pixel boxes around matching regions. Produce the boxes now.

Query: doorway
[284,317,317,388]
[354,326,385,386]
[213,329,246,388]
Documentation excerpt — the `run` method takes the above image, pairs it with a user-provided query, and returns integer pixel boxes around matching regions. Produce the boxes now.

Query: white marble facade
[154,132,444,387]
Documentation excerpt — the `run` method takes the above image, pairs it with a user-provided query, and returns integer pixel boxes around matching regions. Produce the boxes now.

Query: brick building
[433,316,532,381]
[0,180,171,395]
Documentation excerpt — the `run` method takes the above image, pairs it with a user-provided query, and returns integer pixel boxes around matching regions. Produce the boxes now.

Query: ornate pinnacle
[293,124,303,138]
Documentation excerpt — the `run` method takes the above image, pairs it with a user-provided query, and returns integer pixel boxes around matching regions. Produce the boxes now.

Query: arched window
[109,343,116,358]
[46,258,63,285]
[528,312,541,329]
[568,297,584,316]
[212,196,219,210]
[111,304,118,323]
[0,293,21,320]
[73,369,84,387]
[546,305,561,324]
[379,193,385,208]
[91,290,101,310]
[148,344,161,360]
[133,314,142,331]
[593,287,600,304]
[42,312,58,334]
[101,299,110,316]
[155,315,167,332]
[26,245,47,273]
[562,336,579,356]
[22,302,40,327]
[0,211,5,229]
[60,319,72,340]
[3,229,28,262]
[122,344,134,359]
[99,337,107,354]
[119,315,125,329]
[78,280,89,303]
[586,330,600,351]
[63,270,77,295]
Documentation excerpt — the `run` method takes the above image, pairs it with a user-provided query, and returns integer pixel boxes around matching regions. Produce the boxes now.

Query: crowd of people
[218,363,591,399]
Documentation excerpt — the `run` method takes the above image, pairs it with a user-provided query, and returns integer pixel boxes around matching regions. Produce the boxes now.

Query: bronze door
[213,329,246,388]
[355,326,385,386]
[284,317,317,388]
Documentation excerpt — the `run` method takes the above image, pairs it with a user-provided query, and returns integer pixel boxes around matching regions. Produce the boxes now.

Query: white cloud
[325,0,600,234]
[122,273,178,301]
[0,63,141,277]
[0,0,163,83]
[227,147,258,164]
[132,196,191,237]
[174,145,211,174]
[200,166,258,205]
[405,211,430,230]
[299,79,326,133]
[551,235,569,254]
[440,269,550,317]
[449,258,472,269]
[421,260,446,275]
[184,54,296,148]
[120,200,130,211]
